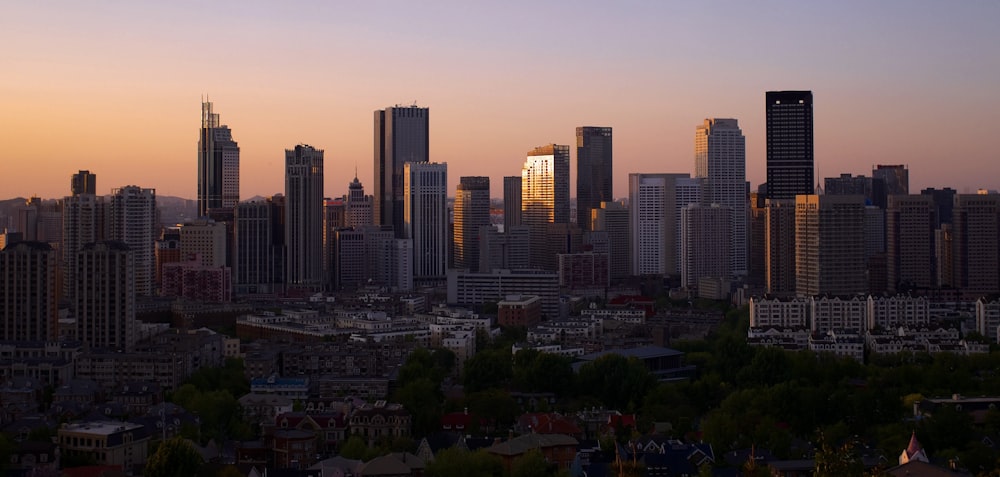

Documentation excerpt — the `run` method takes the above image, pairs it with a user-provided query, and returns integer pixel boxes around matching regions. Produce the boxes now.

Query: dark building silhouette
[576,127,613,229]
[765,91,813,200]
[71,170,97,196]
[197,101,240,218]
[374,105,429,238]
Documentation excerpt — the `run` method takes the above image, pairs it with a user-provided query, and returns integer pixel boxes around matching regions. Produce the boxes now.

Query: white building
[110,185,156,296]
[749,297,809,328]
[628,173,696,276]
[404,162,448,281]
[976,298,1000,343]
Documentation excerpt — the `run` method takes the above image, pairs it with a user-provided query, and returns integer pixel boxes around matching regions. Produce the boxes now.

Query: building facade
[197,101,240,217]
[765,91,814,200]
[576,127,613,229]
[695,118,747,276]
[454,176,490,271]
[374,105,429,237]
[110,185,156,297]
[0,242,58,341]
[75,241,136,351]
[285,145,325,289]
[404,162,448,281]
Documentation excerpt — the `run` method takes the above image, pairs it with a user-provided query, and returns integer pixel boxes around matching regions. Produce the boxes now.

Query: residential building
[234,198,285,296]
[285,144,325,290]
[680,203,732,290]
[765,199,797,295]
[478,225,531,273]
[952,194,1000,297]
[58,421,150,468]
[886,195,936,293]
[76,241,135,351]
[695,118,747,275]
[110,185,156,296]
[0,242,58,341]
[795,195,866,297]
[628,173,691,276]
[591,201,630,279]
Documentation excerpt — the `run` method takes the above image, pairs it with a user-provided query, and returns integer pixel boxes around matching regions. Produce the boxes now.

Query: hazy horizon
[3,1,999,201]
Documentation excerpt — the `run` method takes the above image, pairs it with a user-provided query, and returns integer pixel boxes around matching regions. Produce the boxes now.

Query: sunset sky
[2,1,998,201]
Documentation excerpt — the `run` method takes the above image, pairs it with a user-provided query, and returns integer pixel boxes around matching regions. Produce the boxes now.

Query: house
[486,433,579,471]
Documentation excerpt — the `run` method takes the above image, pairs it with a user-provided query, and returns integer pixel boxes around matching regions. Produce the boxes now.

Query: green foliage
[339,435,373,460]
[425,448,504,477]
[170,383,249,444]
[463,349,513,393]
[465,389,520,433]
[576,354,655,412]
[511,448,559,477]
[144,437,204,477]
[812,431,863,477]
[512,349,574,396]
[393,377,444,437]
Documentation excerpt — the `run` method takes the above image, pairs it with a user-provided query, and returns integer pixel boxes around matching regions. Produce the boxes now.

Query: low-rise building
[58,421,150,468]
[498,295,542,328]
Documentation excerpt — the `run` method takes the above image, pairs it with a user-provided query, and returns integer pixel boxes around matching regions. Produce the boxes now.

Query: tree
[393,377,444,437]
[145,437,204,477]
[511,448,559,477]
[813,431,862,477]
[339,435,370,460]
[463,349,513,393]
[425,448,504,477]
[576,354,655,411]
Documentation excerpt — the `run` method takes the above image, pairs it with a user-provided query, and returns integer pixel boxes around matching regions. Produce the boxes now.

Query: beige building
[58,421,149,468]
[795,195,866,297]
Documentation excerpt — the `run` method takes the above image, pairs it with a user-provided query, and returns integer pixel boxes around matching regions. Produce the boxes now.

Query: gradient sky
[2,1,998,201]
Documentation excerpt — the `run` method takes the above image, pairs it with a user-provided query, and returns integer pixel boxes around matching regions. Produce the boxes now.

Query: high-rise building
[576,127,613,229]
[887,195,936,293]
[748,191,767,288]
[765,199,796,296]
[681,203,732,289]
[0,241,58,341]
[180,219,228,268]
[404,162,448,281]
[695,118,747,276]
[71,170,97,196]
[521,145,570,227]
[285,145,325,289]
[824,173,886,208]
[234,198,285,296]
[628,173,693,276]
[873,165,909,196]
[795,195,866,297]
[478,225,531,273]
[503,176,522,229]
[592,201,630,280]
[921,187,957,227]
[62,192,107,299]
[110,186,156,297]
[346,176,374,228]
[374,105,429,237]
[155,227,181,292]
[765,91,814,200]
[952,194,1000,297]
[323,198,346,287]
[454,176,490,271]
[75,241,135,351]
[197,101,240,217]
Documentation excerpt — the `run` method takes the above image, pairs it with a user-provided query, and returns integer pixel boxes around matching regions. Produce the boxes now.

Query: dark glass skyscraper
[576,127,613,229]
[765,91,813,200]
[374,105,429,237]
[285,145,325,289]
[71,170,97,196]
[197,101,240,217]
[454,176,490,271]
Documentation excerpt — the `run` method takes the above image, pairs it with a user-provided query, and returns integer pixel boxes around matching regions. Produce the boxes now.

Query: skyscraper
[75,241,135,351]
[454,176,490,271]
[197,101,240,217]
[592,201,630,280]
[110,185,156,296]
[285,145,325,289]
[521,144,570,227]
[952,194,1000,297]
[71,170,97,196]
[766,91,814,200]
[374,105,429,237]
[681,204,732,289]
[764,199,796,296]
[794,194,866,297]
[886,195,936,293]
[695,118,747,276]
[628,173,693,276]
[503,176,522,228]
[234,197,285,296]
[0,241,58,341]
[404,162,448,281]
[346,176,374,228]
[63,189,107,300]
[873,165,909,196]
[576,127,613,229]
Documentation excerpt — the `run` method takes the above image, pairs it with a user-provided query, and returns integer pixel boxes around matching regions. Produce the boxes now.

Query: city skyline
[2,2,999,200]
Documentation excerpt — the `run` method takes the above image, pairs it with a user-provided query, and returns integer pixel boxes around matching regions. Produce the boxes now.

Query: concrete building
[346,175,374,228]
[62,190,107,300]
[454,176,490,271]
[795,195,866,297]
[0,241,58,341]
[887,195,936,292]
[628,173,692,276]
[749,297,809,329]
[558,252,609,290]
[591,201,630,279]
[76,241,136,351]
[448,269,560,318]
[59,421,150,468]
[110,185,156,296]
[576,126,613,229]
[952,194,1000,297]
[765,199,797,296]
[161,254,232,303]
[680,203,732,290]
[404,162,448,281]
[479,225,531,273]
[180,219,227,268]
[285,144,325,290]
[503,176,522,228]
[71,169,97,196]
[497,295,542,328]
[695,118,747,276]
[234,198,285,296]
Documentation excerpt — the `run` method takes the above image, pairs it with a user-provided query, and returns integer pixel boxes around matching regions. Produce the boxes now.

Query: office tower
[110,186,156,297]
[404,162,448,280]
[454,176,490,271]
[795,195,866,297]
[374,105,429,236]
[765,199,797,295]
[63,193,107,299]
[681,204,732,289]
[0,241,58,341]
[921,187,957,227]
[324,198,346,287]
[285,145,325,289]
[503,176,522,229]
[628,173,692,276]
[521,145,570,226]
[539,223,583,272]
[952,194,1000,297]
[71,170,97,196]
[234,198,285,296]
[695,118,747,276]
[824,173,886,207]
[197,101,240,217]
[346,176,374,228]
[576,127,613,228]
[592,201,630,280]
[887,195,936,293]
[75,241,135,351]
[765,91,814,199]
[180,219,228,268]
[748,192,767,287]
[873,165,909,196]
[478,225,531,273]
